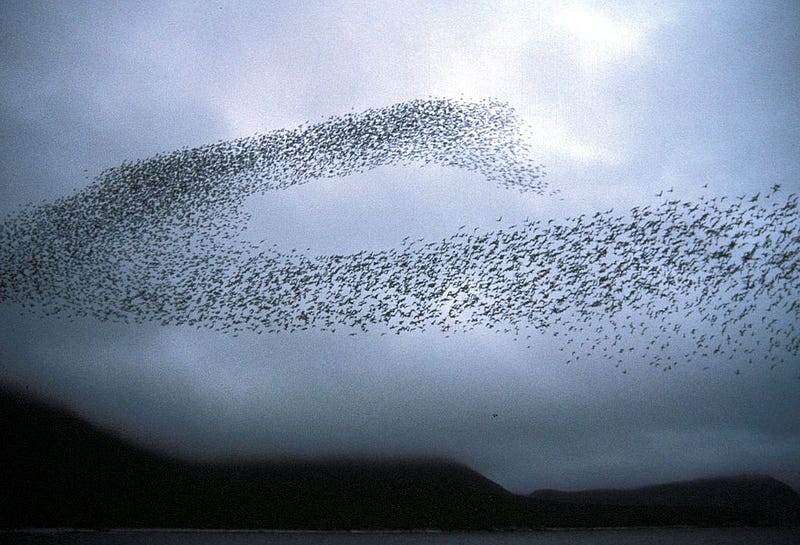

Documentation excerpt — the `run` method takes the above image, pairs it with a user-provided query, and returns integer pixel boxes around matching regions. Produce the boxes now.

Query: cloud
[553,5,645,69]
[1,0,799,495]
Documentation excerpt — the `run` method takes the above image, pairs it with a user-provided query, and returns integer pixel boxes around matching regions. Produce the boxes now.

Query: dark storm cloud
[4,305,798,494]
[1,0,799,494]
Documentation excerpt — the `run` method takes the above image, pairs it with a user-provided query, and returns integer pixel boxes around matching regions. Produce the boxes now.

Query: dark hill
[530,475,800,526]
[2,385,798,529]
[0,386,516,530]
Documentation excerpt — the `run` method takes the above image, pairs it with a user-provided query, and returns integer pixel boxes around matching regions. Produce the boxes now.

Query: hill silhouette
[2,385,798,530]
[530,474,800,526]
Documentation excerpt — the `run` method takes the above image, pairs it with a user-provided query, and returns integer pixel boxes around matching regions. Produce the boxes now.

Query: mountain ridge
[2,385,798,530]
[530,474,800,525]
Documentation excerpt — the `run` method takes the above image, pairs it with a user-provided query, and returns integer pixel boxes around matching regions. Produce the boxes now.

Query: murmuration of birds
[0,98,797,373]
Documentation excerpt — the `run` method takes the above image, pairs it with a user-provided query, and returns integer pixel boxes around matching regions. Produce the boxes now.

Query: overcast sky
[1,0,799,494]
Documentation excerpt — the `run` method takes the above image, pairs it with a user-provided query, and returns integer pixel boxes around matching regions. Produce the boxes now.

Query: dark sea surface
[5,528,800,545]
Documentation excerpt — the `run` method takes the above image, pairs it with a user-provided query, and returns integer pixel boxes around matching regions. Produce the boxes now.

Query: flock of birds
[1,98,798,373]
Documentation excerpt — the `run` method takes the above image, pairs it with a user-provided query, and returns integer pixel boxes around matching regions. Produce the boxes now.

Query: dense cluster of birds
[1,98,797,373]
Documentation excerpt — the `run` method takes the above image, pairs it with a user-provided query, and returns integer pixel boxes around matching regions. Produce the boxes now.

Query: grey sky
[1,0,799,494]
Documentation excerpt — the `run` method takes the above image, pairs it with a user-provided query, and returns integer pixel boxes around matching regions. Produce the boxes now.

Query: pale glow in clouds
[554,5,644,68]
[435,10,535,101]
[427,2,666,169]
[527,112,624,165]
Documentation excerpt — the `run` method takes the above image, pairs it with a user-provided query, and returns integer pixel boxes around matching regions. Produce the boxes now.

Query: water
[5,528,800,545]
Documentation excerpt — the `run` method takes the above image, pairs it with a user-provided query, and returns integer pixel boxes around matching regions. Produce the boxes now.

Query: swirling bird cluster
[1,98,797,372]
